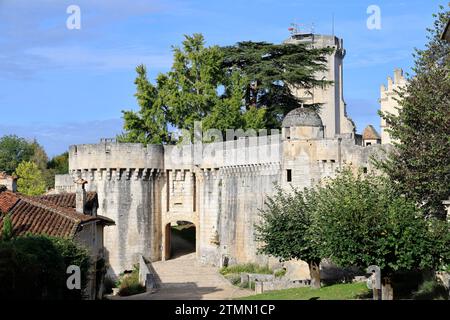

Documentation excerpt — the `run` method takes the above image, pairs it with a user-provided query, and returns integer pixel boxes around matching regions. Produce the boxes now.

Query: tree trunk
[382,276,394,300]
[308,261,321,289]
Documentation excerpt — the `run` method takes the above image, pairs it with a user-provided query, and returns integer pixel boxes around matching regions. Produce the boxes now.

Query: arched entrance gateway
[164,221,196,260]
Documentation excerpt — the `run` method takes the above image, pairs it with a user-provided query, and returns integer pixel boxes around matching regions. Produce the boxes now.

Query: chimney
[10,176,17,193]
[0,173,17,192]
[75,178,88,214]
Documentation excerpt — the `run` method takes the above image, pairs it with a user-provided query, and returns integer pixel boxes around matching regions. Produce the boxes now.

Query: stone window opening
[286,169,292,182]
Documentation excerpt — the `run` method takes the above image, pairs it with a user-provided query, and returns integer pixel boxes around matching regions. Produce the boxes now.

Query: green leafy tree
[48,152,69,175]
[378,5,450,218]
[15,161,47,196]
[202,71,247,134]
[0,135,34,175]
[118,64,170,144]
[30,141,56,190]
[221,41,333,128]
[0,235,91,300]
[0,214,13,241]
[120,34,332,143]
[162,33,224,134]
[255,186,322,288]
[314,169,450,299]
[30,141,49,172]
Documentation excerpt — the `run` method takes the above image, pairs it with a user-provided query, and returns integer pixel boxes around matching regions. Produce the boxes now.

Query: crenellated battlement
[69,142,164,171]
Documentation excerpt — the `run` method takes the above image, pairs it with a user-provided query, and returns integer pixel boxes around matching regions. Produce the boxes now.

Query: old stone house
[0,177,114,299]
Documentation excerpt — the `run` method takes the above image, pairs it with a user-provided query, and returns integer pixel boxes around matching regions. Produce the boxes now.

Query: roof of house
[362,125,381,140]
[37,192,97,210]
[0,191,114,238]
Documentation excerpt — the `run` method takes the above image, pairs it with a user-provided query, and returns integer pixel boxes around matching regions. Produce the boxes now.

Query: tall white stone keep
[284,33,355,138]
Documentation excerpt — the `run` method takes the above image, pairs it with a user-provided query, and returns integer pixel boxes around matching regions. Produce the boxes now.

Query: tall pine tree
[118,64,170,144]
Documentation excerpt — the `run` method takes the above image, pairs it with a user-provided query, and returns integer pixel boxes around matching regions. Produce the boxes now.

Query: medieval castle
[54,33,404,278]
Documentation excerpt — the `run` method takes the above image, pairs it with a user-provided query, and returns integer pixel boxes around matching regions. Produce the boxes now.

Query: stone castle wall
[57,132,387,278]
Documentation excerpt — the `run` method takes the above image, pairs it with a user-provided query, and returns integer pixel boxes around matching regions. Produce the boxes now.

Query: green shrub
[274,269,286,278]
[412,279,449,300]
[51,236,91,300]
[118,265,146,296]
[224,273,241,286]
[0,235,91,300]
[220,263,272,276]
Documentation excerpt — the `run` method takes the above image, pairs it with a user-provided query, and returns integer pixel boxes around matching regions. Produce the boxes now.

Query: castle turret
[380,68,407,144]
[282,107,324,140]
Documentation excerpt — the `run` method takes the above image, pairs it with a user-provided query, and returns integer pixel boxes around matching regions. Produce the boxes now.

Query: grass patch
[238,282,370,300]
[117,265,146,297]
[220,263,272,276]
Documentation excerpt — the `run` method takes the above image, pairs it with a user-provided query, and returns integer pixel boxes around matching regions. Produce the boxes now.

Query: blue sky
[0,0,446,156]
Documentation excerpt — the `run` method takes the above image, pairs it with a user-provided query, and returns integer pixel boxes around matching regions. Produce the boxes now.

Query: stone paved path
[113,252,253,300]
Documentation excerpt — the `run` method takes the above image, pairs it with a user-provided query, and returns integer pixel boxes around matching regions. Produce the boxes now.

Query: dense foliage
[118,33,332,143]
[47,152,69,175]
[15,161,47,196]
[379,5,450,218]
[221,41,332,128]
[314,169,450,276]
[256,168,450,292]
[0,135,34,175]
[0,135,68,191]
[255,186,322,288]
[0,235,91,300]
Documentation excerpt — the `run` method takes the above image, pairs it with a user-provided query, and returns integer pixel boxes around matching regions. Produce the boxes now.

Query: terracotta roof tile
[37,192,97,211]
[0,190,19,214]
[0,191,113,238]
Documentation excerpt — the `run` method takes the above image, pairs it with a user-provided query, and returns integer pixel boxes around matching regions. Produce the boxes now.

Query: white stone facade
[284,33,355,138]
[56,117,387,278]
[380,68,407,145]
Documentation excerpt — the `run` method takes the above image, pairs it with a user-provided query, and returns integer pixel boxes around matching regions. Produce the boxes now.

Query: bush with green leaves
[314,168,450,296]
[117,265,145,296]
[378,5,450,218]
[15,161,47,196]
[0,135,35,175]
[255,186,322,288]
[0,235,91,300]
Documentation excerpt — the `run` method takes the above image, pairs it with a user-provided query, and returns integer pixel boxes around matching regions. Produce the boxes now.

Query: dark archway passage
[165,221,196,259]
